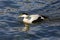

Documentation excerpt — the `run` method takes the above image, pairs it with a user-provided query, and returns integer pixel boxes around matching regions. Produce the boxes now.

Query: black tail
[42,15,48,19]
[41,15,49,20]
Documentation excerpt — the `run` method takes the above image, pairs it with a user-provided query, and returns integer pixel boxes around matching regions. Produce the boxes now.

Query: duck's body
[23,14,40,24]
[18,13,48,32]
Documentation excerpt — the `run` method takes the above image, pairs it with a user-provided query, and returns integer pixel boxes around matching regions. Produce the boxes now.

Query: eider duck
[18,13,48,32]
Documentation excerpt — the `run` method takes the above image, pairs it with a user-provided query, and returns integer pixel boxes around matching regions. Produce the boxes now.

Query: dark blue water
[0,0,60,40]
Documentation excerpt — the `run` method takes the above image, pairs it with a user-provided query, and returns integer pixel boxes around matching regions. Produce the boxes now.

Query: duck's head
[18,13,28,18]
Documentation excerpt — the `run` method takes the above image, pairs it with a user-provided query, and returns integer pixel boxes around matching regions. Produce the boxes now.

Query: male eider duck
[18,13,48,32]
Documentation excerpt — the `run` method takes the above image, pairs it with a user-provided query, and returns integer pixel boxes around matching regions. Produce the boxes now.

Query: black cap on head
[22,13,28,15]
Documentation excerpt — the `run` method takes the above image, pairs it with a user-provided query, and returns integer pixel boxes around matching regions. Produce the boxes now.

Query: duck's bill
[18,14,22,17]
[18,13,23,17]
[18,15,21,17]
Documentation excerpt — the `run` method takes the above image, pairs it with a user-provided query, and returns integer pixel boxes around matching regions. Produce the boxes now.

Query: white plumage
[23,14,40,24]
[18,13,48,32]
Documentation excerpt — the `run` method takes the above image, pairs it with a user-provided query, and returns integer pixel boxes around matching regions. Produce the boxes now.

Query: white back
[29,14,40,23]
[23,14,42,24]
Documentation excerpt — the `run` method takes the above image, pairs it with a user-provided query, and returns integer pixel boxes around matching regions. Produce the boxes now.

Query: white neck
[23,17,28,22]
[23,17,32,24]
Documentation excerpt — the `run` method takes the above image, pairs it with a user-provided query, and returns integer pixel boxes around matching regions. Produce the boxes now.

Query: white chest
[23,18,32,24]
[23,15,40,24]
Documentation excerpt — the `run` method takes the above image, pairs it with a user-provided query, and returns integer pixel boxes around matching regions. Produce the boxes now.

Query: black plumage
[32,17,43,23]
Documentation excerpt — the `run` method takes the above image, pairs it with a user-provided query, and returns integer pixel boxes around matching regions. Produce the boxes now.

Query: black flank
[32,17,44,23]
